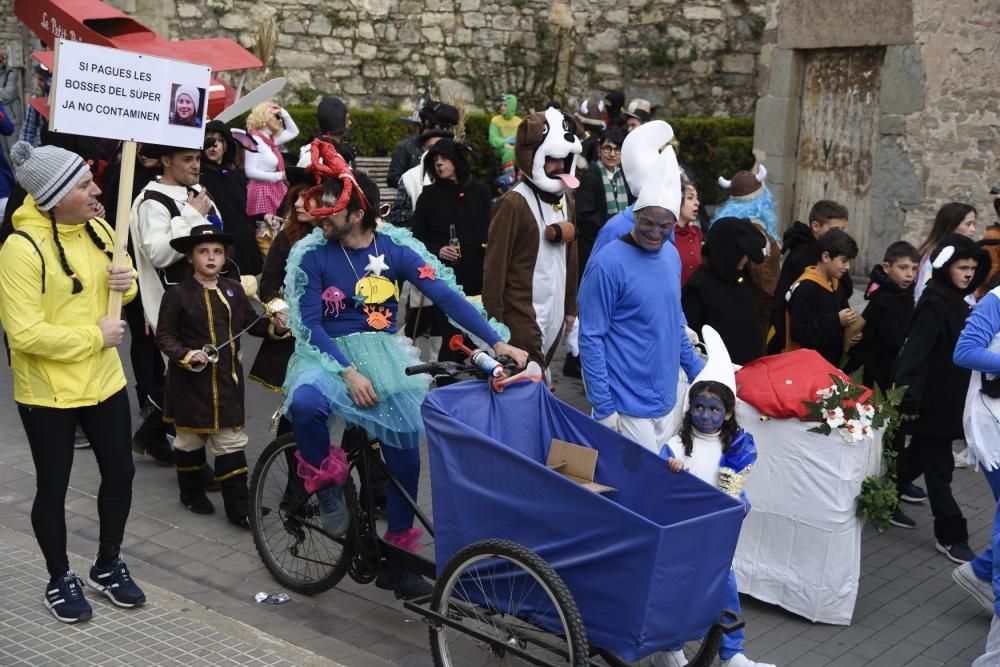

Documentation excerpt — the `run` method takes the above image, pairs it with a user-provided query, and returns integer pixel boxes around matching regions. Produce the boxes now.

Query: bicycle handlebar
[404,357,520,379]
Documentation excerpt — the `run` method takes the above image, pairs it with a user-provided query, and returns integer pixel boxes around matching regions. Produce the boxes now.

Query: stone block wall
[755,0,1000,263]
[105,0,766,116]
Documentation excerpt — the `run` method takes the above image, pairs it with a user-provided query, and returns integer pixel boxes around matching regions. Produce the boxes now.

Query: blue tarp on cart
[422,380,746,661]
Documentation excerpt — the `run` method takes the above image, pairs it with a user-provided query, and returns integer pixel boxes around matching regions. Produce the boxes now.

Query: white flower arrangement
[805,378,888,443]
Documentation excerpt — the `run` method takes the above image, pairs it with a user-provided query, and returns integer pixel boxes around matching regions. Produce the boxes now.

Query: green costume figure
[489,94,522,168]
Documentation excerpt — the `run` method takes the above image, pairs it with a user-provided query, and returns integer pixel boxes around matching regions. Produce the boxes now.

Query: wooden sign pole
[106,139,137,320]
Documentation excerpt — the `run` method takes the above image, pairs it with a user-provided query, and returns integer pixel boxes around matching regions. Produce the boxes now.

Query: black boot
[175,448,214,514]
[215,452,250,528]
[132,410,173,466]
[562,353,581,379]
[202,463,220,492]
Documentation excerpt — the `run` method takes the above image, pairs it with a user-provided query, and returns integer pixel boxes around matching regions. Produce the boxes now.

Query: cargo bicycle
[248,346,744,666]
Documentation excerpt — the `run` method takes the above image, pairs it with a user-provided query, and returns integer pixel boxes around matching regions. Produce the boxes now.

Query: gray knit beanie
[10,141,89,211]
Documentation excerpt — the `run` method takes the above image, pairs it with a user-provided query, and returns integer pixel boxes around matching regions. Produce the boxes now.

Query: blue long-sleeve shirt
[298,233,501,366]
[954,289,1000,373]
[578,235,705,419]
[590,206,635,262]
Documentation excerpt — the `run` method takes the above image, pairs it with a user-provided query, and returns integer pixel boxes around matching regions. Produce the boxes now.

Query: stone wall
[104,0,765,117]
[754,0,1000,269]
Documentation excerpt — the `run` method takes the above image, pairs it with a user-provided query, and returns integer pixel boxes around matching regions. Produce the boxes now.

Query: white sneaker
[953,562,995,614]
[722,654,777,667]
[651,650,688,667]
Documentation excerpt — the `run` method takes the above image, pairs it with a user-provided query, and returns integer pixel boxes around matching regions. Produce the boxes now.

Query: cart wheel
[429,539,588,666]
[249,433,355,595]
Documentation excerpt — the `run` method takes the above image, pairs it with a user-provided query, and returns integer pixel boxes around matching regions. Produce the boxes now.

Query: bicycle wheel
[429,539,588,667]
[249,433,355,595]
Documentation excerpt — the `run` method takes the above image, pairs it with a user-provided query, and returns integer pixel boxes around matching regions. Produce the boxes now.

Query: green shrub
[671,116,755,205]
[229,106,753,203]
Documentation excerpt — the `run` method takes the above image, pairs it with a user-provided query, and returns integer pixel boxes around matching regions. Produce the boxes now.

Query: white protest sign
[49,39,212,149]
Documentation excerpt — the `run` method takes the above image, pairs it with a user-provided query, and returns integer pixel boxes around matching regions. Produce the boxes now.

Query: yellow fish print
[355,276,400,305]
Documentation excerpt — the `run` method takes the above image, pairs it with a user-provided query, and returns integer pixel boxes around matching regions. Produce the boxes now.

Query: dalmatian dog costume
[483,107,584,371]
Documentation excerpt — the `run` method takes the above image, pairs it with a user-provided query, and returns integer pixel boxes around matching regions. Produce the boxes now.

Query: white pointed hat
[633,142,682,219]
[693,325,736,394]
[621,120,673,198]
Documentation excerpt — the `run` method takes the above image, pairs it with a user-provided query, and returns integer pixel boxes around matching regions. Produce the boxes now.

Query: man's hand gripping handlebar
[404,335,542,391]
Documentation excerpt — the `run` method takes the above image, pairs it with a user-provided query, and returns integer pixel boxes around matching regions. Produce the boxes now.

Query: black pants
[18,389,134,577]
[897,435,967,544]
[124,295,164,411]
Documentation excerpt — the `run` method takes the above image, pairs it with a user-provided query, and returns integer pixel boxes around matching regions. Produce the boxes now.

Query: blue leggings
[289,384,421,533]
[970,466,1000,591]
[668,568,744,660]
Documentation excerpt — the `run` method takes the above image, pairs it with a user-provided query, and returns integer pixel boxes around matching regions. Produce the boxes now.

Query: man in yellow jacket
[0,141,146,623]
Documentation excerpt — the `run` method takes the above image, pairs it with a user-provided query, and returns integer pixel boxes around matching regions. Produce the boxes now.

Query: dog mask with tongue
[515,107,584,195]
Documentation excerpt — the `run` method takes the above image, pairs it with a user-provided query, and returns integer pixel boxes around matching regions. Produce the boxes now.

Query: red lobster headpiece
[303,139,368,218]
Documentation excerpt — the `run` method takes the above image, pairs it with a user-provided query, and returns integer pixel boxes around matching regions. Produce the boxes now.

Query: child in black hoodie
[892,234,991,563]
[847,241,921,390]
[767,200,852,353]
[785,229,860,366]
[682,217,768,365]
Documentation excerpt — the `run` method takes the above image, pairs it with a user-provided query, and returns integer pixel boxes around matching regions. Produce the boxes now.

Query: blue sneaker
[315,485,350,537]
[900,482,927,504]
[88,558,146,608]
[44,571,93,623]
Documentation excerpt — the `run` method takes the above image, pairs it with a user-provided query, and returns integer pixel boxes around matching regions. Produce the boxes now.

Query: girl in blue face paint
[659,380,773,667]
[664,380,743,483]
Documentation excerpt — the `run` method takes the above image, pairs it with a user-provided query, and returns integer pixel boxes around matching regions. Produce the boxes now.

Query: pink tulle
[383,527,424,553]
[295,446,349,494]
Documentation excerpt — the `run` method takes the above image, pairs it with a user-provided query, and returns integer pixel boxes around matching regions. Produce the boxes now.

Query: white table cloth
[733,401,882,625]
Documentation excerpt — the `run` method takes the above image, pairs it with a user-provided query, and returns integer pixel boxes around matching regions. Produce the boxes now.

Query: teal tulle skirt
[284,332,431,450]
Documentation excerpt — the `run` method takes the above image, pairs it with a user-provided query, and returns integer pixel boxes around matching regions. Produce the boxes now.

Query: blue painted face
[691,393,727,434]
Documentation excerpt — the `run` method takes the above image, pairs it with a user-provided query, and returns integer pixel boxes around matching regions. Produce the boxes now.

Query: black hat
[169,224,235,253]
[416,128,454,146]
[285,166,315,188]
[423,139,471,184]
[420,101,459,128]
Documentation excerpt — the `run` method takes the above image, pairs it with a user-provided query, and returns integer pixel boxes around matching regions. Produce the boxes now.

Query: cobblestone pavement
[0,527,338,666]
[0,329,995,666]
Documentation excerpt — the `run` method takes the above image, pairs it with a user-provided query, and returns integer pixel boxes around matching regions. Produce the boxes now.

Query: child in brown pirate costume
[155,225,287,526]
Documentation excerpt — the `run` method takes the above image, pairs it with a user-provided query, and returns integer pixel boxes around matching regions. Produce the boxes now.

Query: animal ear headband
[932,245,955,269]
[303,139,368,218]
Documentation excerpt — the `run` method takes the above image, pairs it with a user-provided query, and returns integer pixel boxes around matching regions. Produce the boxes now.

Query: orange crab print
[364,305,393,331]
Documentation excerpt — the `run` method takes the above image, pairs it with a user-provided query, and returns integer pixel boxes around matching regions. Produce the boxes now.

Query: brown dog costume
[483,107,584,370]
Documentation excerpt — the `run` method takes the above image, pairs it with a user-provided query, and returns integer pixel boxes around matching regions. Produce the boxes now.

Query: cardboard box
[547,439,616,494]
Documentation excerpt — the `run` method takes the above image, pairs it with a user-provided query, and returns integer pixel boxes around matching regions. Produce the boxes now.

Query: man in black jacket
[386,101,458,188]
[767,200,851,354]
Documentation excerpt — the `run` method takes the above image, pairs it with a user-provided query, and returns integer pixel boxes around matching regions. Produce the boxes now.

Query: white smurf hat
[633,142,682,219]
[692,325,736,394]
[621,120,673,198]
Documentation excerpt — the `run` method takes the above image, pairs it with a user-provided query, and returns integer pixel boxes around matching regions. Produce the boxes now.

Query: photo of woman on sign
[169,84,204,128]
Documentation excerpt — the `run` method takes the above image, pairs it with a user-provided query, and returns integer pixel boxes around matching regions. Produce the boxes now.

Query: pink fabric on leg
[384,527,424,553]
[295,446,349,494]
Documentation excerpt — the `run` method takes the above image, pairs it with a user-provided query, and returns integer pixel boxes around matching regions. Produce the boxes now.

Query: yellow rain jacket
[0,196,137,407]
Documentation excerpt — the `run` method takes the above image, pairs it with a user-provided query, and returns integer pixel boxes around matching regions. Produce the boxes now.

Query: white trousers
[174,427,247,456]
[973,616,1000,667]
[618,413,677,456]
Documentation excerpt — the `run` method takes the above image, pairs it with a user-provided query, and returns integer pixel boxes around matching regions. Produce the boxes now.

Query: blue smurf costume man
[953,282,1000,663]
[282,141,527,599]
[578,125,704,452]
[658,326,773,667]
